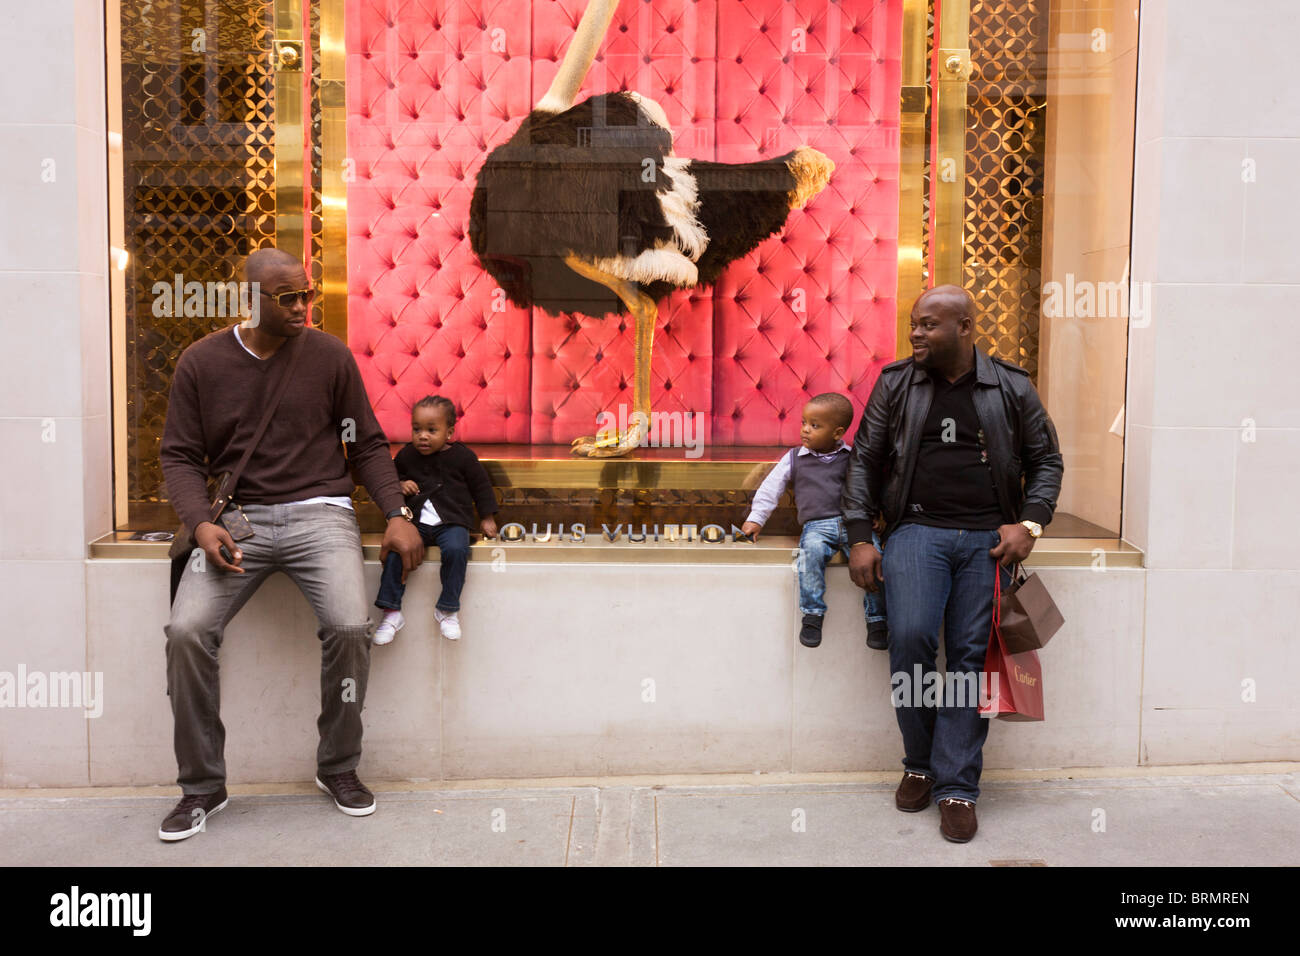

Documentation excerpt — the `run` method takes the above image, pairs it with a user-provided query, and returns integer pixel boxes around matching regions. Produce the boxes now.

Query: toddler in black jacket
[373,395,499,643]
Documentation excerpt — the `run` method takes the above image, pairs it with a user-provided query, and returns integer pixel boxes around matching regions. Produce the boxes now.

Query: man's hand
[990,523,1035,567]
[193,521,244,573]
[379,517,425,583]
[399,479,419,496]
[849,541,883,592]
[480,516,499,539]
[740,520,762,543]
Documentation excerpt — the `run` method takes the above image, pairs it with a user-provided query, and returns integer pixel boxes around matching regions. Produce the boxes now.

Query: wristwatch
[386,506,414,522]
[1019,519,1043,539]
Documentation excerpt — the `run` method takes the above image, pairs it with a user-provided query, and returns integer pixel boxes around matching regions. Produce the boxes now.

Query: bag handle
[992,561,1003,630]
[210,329,307,519]
[990,559,1026,632]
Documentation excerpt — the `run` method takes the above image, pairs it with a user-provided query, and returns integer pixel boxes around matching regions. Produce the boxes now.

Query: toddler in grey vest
[741,393,888,648]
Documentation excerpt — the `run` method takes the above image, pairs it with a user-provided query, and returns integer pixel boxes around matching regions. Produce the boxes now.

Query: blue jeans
[882,522,1013,804]
[797,517,886,623]
[375,522,470,614]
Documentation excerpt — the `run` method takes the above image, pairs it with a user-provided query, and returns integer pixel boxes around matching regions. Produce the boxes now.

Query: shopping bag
[999,565,1065,654]
[979,567,1045,722]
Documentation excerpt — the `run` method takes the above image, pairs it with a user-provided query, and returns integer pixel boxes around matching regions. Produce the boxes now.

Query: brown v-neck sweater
[160,325,405,531]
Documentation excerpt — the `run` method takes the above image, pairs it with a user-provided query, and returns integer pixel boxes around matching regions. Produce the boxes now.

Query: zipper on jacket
[971,384,1015,523]
[890,375,932,539]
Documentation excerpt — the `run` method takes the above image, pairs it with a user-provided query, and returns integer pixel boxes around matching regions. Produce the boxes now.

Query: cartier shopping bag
[998,565,1065,655]
[979,568,1045,722]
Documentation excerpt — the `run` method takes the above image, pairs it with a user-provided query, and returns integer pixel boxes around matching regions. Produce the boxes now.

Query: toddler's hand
[740,520,762,543]
[480,516,499,539]
[399,480,420,496]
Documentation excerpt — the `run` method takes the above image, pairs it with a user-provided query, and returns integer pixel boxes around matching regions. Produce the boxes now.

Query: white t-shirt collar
[233,324,264,360]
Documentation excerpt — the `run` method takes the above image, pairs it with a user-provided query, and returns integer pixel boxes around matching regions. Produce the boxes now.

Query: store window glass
[108,0,1136,541]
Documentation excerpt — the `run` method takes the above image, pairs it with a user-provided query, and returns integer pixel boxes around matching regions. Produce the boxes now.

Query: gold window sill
[89,532,1144,568]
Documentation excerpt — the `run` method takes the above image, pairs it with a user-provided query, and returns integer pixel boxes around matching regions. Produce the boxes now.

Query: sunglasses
[261,287,315,308]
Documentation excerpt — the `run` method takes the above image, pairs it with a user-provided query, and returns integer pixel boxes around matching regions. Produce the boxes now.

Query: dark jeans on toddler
[375,521,470,614]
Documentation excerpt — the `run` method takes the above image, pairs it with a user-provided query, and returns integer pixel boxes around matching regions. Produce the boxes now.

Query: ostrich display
[468,0,835,457]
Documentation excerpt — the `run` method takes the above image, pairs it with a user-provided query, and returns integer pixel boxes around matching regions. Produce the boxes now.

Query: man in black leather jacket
[842,285,1063,843]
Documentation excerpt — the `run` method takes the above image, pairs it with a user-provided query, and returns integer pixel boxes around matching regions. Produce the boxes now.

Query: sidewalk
[2,766,1297,866]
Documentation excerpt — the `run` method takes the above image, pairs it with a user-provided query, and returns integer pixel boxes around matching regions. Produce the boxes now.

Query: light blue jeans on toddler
[796,516,886,622]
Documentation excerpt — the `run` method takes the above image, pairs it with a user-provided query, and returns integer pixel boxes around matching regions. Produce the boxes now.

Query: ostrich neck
[535,0,620,114]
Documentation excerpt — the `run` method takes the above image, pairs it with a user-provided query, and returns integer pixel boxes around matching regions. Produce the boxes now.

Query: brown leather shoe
[895,771,933,812]
[938,797,978,842]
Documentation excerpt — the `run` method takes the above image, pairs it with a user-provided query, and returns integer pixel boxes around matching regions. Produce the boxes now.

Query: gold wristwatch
[1019,519,1043,539]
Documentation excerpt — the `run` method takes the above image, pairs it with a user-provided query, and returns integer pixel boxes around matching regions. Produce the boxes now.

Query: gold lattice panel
[963,0,1046,379]
[120,0,278,507]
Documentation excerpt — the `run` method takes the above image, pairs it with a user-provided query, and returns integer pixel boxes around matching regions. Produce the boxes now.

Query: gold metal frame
[107,0,128,527]
[896,0,927,357]
[319,0,347,338]
[931,0,971,288]
[274,0,307,262]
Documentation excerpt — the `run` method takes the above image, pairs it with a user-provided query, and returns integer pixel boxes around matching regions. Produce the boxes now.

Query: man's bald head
[242,247,302,286]
[915,284,975,321]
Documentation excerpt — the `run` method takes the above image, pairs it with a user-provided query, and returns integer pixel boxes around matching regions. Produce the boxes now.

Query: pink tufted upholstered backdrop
[347,0,901,446]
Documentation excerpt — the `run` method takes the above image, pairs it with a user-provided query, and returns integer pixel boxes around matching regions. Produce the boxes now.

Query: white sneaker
[434,608,461,641]
[373,611,404,646]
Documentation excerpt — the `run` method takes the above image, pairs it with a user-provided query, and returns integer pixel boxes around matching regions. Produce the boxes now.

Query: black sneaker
[799,614,824,648]
[316,770,376,816]
[158,787,228,842]
[867,621,889,650]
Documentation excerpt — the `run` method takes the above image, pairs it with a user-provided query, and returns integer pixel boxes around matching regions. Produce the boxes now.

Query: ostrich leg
[564,254,656,458]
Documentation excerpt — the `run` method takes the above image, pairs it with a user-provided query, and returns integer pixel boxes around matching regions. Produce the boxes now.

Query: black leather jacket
[842,348,1064,545]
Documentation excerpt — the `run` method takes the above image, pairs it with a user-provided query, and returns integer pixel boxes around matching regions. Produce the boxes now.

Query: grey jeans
[164,501,375,794]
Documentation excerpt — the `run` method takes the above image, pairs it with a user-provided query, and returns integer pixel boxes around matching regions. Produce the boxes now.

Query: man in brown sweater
[158,247,425,841]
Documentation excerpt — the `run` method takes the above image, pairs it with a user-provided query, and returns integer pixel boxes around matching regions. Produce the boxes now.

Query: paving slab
[0,771,1296,867]
[0,791,584,867]
[650,776,1300,866]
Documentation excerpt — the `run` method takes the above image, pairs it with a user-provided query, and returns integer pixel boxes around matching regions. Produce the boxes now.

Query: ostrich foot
[786,146,835,209]
[570,417,647,458]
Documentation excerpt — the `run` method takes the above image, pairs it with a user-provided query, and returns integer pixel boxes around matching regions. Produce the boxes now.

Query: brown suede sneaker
[158,786,228,842]
[316,770,376,817]
[939,797,978,842]
[895,771,933,812]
